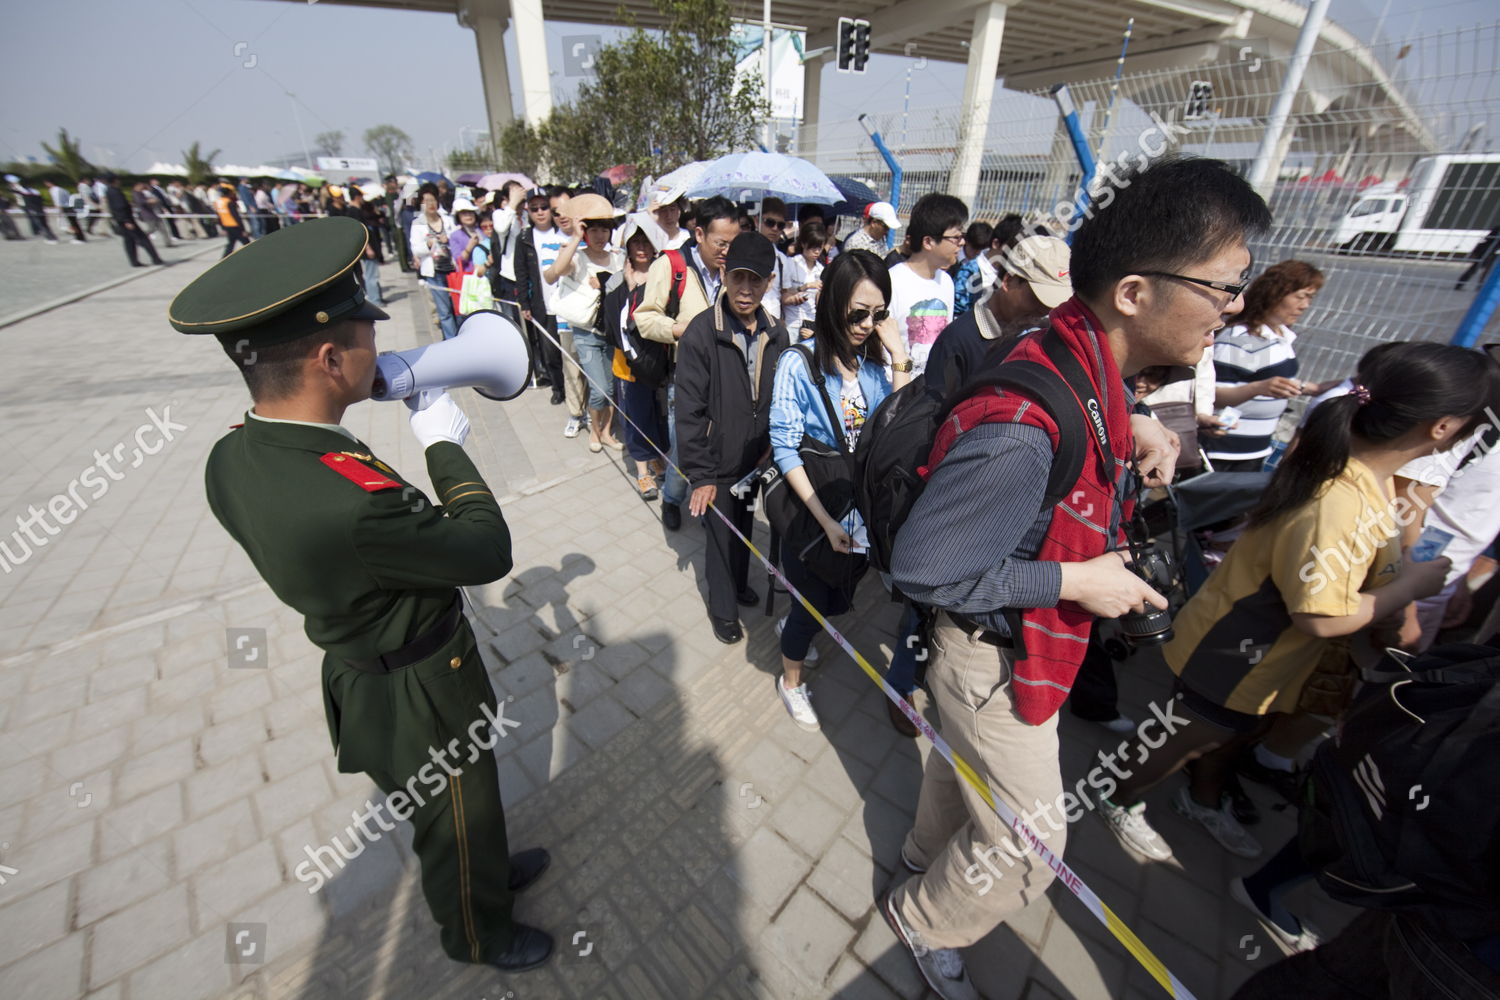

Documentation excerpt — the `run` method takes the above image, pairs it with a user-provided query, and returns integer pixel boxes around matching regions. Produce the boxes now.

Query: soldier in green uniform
[170,216,553,972]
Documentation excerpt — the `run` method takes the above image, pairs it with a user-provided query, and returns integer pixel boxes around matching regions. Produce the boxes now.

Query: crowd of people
[350,155,1500,998]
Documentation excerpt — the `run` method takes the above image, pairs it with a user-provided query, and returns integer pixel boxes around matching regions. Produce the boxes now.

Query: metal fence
[803,21,1500,382]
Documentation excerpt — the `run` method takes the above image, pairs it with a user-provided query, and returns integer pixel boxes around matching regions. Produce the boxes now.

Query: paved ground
[0,248,1359,1000]
[0,213,223,327]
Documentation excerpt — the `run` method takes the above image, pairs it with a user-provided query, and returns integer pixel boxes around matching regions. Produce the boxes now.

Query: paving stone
[852,905,929,999]
[762,886,856,984]
[88,883,192,987]
[187,754,266,820]
[726,826,810,914]
[0,877,69,968]
[769,782,847,862]
[0,932,86,1000]
[116,736,196,803]
[566,694,636,750]
[98,782,182,859]
[3,817,94,899]
[125,928,232,1000]
[191,841,283,932]
[174,799,260,878]
[76,836,173,926]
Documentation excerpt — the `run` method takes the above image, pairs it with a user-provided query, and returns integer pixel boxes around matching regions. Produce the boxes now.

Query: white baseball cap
[451,198,478,215]
[866,201,901,230]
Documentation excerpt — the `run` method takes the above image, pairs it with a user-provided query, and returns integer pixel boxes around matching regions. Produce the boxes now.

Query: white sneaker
[776,675,819,731]
[1172,787,1263,858]
[1230,877,1322,954]
[880,892,979,1000]
[1099,798,1174,861]
[563,416,582,438]
[774,615,819,663]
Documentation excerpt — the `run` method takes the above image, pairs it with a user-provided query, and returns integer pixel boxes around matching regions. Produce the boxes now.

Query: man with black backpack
[876,156,1269,999]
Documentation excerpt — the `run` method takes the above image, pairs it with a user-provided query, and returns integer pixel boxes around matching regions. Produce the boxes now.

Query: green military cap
[168,216,389,347]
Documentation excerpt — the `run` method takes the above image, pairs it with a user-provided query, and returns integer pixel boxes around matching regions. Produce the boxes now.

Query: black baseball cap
[724,233,777,278]
[524,187,549,204]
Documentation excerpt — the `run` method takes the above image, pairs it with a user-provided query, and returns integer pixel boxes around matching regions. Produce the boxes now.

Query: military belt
[344,596,463,674]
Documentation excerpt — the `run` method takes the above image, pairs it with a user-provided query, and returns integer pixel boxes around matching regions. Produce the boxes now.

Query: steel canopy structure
[263,0,1429,203]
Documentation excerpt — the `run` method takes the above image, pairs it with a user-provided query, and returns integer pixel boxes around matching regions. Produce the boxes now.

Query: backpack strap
[664,249,689,319]
[791,344,851,454]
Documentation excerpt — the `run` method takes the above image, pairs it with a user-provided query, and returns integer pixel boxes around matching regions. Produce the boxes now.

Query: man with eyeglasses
[881,157,1268,999]
[888,193,969,377]
[755,197,789,321]
[634,196,742,531]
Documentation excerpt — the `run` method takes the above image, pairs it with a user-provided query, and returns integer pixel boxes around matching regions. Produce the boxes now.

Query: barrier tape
[476,292,1199,1000]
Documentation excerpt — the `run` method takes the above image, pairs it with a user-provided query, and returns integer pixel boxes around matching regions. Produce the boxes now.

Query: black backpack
[853,329,1090,595]
[1300,642,1500,940]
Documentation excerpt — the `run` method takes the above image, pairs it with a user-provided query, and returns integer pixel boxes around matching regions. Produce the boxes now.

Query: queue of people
[171,154,1500,999]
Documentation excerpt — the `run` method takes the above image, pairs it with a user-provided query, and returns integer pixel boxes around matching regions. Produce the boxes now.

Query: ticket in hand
[1411,525,1454,563]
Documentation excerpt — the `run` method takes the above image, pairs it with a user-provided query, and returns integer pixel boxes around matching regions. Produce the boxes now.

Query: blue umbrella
[687,152,841,206]
[830,175,881,214]
[416,171,453,187]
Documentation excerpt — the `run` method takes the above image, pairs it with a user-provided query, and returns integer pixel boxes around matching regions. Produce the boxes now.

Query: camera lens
[1120,607,1174,646]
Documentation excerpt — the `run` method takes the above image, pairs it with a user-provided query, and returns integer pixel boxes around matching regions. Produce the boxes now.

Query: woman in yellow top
[1098,341,1500,864]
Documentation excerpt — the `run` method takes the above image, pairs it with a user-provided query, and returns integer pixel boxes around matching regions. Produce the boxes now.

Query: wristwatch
[892,359,914,373]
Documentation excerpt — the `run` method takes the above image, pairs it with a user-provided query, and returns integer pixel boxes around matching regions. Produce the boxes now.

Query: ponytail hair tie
[1350,383,1372,406]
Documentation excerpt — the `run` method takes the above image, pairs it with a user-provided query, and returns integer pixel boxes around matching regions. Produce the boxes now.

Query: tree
[506,0,767,181]
[314,130,345,157]
[364,125,413,176]
[182,141,222,186]
[40,128,93,183]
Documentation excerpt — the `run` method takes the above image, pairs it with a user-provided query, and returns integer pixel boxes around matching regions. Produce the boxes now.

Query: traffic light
[837,17,871,74]
[1184,80,1213,120]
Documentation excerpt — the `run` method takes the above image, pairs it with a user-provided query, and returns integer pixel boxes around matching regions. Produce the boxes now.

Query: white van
[1334,154,1500,255]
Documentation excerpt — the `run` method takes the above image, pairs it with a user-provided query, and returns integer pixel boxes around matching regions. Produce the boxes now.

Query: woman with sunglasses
[767,249,913,730]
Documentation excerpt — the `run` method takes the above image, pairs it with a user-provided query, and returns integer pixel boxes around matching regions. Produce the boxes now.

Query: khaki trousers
[558,326,587,419]
[893,618,1065,949]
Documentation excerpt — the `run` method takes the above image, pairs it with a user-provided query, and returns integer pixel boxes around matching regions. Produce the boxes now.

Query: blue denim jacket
[769,339,892,474]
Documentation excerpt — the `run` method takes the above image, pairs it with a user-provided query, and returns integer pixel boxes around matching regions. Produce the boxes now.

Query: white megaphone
[370,310,533,408]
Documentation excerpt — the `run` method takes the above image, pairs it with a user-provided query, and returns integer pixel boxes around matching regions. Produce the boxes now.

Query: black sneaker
[661,503,681,531]
[486,925,553,973]
[1237,754,1304,804]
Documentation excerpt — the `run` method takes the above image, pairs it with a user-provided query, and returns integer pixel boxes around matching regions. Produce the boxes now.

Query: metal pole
[1096,18,1134,157]
[902,65,912,149]
[1050,84,1096,245]
[286,92,313,170]
[859,114,902,246]
[1246,0,1331,198]
[762,0,773,149]
[1451,256,1500,349]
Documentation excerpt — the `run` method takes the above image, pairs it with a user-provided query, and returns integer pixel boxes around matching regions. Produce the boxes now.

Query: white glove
[407,391,470,448]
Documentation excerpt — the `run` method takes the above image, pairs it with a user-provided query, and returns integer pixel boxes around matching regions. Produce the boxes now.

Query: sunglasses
[846,306,891,327]
[762,218,786,229]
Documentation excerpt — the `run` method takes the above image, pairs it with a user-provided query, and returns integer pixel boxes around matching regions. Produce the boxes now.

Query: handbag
[761,345,869,590]
[555,264,607,329]
[458,272,495,314]
[1148,401,1201,472]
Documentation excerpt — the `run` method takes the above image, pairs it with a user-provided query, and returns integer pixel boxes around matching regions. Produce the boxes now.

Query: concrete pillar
[950,1,1009,208]
[510,0,554,125]
[459,0,515,132]
[800,56,824,163]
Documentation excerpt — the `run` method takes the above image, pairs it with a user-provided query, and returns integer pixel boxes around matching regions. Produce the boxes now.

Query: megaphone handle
[408,388,440,412]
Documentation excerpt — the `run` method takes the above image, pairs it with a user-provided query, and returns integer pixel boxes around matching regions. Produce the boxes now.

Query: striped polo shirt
[1208,323,1300,462]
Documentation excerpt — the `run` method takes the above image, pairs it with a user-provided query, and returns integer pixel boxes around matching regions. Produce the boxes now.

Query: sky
[0,0,1494,174]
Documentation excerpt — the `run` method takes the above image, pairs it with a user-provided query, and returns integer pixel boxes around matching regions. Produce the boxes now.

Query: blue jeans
[571,330,614,410]
[361,258,383,307]
[618,376,667,463]
[662,382,687,506]
[427,277,459,340]
[885,603,921,697]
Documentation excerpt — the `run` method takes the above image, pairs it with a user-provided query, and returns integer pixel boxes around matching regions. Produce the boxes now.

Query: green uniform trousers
[322,618,514,962]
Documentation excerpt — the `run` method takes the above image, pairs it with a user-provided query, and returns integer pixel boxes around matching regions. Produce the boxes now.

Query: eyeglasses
[1140,270,1250,299]
[846,306,891,327]
[761,218,786,230]
[935,233,964,246]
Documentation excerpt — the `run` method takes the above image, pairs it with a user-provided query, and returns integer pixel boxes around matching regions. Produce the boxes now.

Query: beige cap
[997,235,1072,309]
[560,192,622,224]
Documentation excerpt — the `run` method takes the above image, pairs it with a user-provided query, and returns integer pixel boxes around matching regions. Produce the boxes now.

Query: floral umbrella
[686,152,842,206]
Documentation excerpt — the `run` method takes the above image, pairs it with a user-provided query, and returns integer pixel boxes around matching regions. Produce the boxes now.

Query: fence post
[1451,262,1500,349]
[1050,84,1096,245]
[858,114,902,243]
